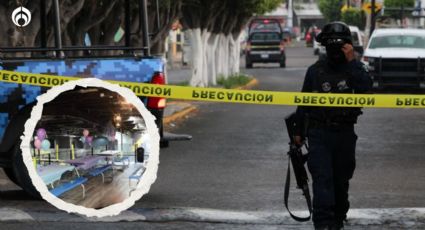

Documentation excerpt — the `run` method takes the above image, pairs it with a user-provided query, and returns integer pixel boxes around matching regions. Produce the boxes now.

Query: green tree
[0,0,181,55]
[341,8,366,30]
[384,0,414,8]
[383,0,415,18]
[180,0,282,33]
[318,0,343,22]
[179,0,281,86]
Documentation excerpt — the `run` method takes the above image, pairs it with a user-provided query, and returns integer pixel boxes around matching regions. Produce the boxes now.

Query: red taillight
[151,72,165,84]
[147,72,166,109]
[363,56,368,62]
[280,41,285,51]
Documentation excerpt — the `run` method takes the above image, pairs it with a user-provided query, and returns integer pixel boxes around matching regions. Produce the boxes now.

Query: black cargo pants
[306,126,357,228]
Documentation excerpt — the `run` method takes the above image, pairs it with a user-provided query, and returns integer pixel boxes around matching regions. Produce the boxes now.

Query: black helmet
[316,22,352,46]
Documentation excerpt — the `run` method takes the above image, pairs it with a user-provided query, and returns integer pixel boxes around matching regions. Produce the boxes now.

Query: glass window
[250,21,281,33]
[351,32,360,46]
[251,32,280,41]
[369,35,425,49]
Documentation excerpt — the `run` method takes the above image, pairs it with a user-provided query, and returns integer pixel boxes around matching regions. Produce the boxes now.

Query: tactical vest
[309,61,362,124]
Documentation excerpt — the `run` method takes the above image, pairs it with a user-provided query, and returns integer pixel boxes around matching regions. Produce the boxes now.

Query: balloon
[108,132,116,141]
[83,129,89,137]
[41,139,51,151]
[93,137,108,148]
[79,136,86,143]
[36,128,47,140]
[34,139,42,149]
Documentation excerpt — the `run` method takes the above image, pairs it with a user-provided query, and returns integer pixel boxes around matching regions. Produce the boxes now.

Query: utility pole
[419,0,424,28]
[370,0,376,36]
[287,0,293,28]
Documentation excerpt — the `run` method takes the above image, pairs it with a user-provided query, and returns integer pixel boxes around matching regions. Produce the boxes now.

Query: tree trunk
[188,28,205,87]
[207,33,220,85]
[229,32,241,75]
[200,29,211,87]
[216,34,230,79]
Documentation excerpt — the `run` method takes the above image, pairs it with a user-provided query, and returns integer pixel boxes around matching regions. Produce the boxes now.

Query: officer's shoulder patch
[322,82,332,92]
[361,63,369,73]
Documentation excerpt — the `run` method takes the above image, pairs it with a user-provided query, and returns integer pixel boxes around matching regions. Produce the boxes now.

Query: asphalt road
[139,45,425,212]
[2,44,425,229]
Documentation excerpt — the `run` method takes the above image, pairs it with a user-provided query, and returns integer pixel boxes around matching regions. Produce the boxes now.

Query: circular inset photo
[20,79,159,217]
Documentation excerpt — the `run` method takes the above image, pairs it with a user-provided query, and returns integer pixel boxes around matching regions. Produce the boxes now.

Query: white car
[313,37,320,55]
[363,28,425,89]
[318,25,364,60]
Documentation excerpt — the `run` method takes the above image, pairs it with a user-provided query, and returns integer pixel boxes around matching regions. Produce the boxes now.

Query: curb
[1,207,425,228]
[163,103,197,125]
[235,78,258,90]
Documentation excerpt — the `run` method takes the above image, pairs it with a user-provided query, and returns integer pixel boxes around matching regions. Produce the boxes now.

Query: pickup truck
[245,18,286,68]
[0,1,182,197]
[362,28,425,89]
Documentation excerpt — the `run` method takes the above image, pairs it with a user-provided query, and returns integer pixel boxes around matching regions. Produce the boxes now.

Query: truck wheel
[150,108,169,148]
[159,122,169,148]
[246,62,253,69]
[10,142,41,198]
[245,56,253,68]
[160,140,169,148]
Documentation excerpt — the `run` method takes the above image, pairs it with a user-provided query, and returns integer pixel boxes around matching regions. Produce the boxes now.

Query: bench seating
[113,156,130,170]
[128,166,146,195]
[50,177,88,198]
[88,164,113,183]
[129,166,146,186]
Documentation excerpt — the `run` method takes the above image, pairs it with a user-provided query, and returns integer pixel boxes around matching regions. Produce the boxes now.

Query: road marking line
[0,208,34,222]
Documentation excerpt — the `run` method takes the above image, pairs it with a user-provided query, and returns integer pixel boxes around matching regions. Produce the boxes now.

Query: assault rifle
[284,113,312,222]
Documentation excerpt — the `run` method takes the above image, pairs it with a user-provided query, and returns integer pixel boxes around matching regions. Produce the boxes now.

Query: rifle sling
[284,156,312,222]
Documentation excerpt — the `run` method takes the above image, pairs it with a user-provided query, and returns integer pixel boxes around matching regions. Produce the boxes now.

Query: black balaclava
[317,22,352,65]
[326,42,346,65]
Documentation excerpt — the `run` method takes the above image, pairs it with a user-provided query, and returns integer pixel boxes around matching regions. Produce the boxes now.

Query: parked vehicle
[0,0,183,197]
[248,18,282,35]
[313,36,321,55]
[349,26,365,57]
[245,31,286,68]
[363,28,425,89]
[305,26,320,47]
[245,18,286,68]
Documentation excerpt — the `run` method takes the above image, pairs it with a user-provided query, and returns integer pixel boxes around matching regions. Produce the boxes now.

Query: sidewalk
[1,206,424,229]
[166,66,191,85]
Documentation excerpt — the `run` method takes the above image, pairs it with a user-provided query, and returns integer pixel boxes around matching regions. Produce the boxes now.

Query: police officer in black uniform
[294,22,372,230]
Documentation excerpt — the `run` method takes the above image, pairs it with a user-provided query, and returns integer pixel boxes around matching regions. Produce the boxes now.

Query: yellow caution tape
[1,69,425,108]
